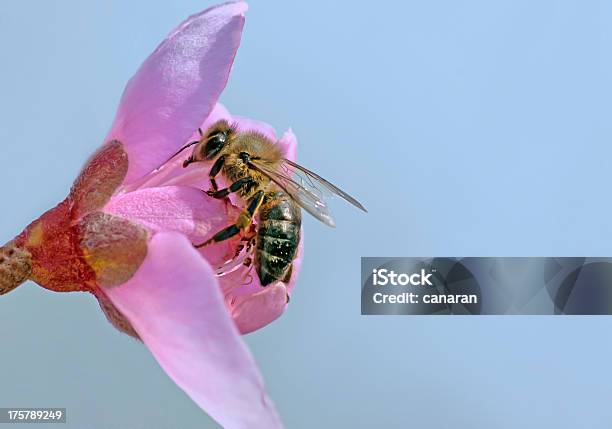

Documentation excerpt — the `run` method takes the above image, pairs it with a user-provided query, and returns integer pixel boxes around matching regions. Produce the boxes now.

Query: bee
[174,120,366,286]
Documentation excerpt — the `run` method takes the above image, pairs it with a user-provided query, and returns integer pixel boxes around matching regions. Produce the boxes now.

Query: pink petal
[220,231,303,334]
[107,2,248,185]
[115,103,233,193]
[231,115,277,141]
[227,283,289,334]
[278,128,298,163]
[104,186,240,267]
[104,232,283,429]
[197,102,233,138]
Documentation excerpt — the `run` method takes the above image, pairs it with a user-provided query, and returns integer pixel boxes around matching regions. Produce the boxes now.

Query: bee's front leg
[207,155,225,192]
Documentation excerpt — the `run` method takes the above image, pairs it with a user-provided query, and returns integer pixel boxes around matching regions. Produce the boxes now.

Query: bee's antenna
[198,128,204,137]
[156,140,200,170]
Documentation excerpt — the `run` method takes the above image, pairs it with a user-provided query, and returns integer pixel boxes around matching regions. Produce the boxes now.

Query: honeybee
[174,120,366,286]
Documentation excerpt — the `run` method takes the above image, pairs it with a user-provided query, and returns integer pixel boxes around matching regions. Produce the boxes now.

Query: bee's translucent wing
[250,160,335,227]
[282,159,367,212]
[250,158,366,228]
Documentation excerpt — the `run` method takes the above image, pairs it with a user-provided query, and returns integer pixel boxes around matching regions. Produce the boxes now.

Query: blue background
[1,0,611,427]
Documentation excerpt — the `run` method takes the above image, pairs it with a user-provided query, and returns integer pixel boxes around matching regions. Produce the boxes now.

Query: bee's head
[183,120,234,167]
[202,121,234,160]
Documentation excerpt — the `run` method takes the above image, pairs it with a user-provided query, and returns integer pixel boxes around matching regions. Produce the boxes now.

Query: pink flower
[0,2,299,427]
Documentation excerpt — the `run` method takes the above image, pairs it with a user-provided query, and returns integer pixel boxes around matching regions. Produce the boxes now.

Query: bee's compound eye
[204,133,226,159]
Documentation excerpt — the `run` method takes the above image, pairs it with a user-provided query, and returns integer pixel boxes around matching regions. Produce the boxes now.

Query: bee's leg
[195,191,265,248]
[206,176,254,199]
[208,155,225,191]
[240,223,257,239]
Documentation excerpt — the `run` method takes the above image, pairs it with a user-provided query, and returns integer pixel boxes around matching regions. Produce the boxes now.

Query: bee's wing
[250,158,366,228]
[282,159,367,212]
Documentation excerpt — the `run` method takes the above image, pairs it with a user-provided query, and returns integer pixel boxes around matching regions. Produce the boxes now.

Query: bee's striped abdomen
[256,191,301,286]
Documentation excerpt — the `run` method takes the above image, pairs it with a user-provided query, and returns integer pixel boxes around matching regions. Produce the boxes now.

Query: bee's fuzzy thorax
[219,132,284,200]
[225,131,284,161]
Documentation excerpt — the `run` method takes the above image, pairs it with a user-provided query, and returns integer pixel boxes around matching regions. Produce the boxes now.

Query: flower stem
[0,241,32,295]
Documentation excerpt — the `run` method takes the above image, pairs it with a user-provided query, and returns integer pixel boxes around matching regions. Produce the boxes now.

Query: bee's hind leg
[194,190,264,248]
[195,225,241,248]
